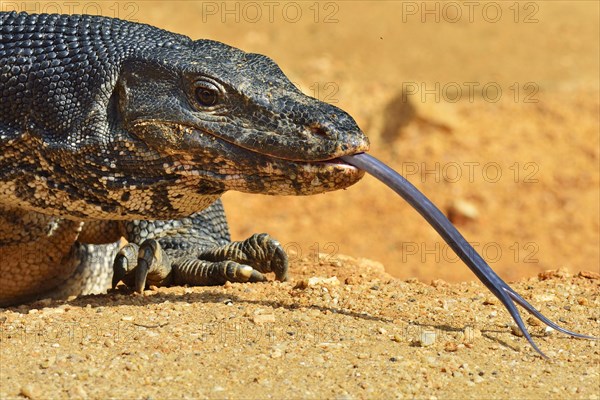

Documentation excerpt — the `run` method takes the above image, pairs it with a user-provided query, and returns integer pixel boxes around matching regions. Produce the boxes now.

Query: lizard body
[0,12,368,306]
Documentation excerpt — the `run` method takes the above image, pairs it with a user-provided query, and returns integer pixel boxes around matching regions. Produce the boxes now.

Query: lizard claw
[112,243,139,289]
[198,233,289,282]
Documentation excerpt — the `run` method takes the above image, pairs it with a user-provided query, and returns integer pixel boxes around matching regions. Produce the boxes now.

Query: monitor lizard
[0,11,368,306]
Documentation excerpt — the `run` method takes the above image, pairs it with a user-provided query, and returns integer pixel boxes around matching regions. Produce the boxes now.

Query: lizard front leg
[112,199,288,293]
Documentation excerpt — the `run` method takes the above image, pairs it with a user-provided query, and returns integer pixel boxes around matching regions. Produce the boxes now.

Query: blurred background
[4,1,597,282]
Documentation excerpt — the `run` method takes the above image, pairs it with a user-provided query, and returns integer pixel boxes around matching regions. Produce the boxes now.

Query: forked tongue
[341,153,597,358]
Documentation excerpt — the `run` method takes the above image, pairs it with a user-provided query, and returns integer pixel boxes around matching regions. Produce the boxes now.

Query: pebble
[41,307,65,315]
[578,270,600,280]
[307,276,341,287]
[444,342,458,352]
[430,279,448,288]
[447,199,479,224]
[419,330,437,347]
[533,294,556,302]
[253,313,275,324]
[510,325,524,337]
[69,384,88,399]
[335,392,353,400]
[270,349,283,358]
[20,384,42,400]
[344,276,359,285]
[576,297,589,305]
[40,357,55,369]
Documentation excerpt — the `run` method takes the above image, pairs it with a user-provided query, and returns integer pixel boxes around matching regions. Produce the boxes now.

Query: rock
[447,199,479,224]
[253,312,275,325]
[296,276,341,289]
[20,384,42,400]
[419,330,437,347]
[578,270,600,280]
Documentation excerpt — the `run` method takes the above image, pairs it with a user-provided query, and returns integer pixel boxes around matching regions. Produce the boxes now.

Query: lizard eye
[194,81,220,107]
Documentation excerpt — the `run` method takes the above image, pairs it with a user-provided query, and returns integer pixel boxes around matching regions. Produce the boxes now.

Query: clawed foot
[112,233,288,293]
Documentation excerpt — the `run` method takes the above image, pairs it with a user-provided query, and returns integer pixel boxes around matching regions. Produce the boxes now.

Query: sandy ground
[1,1,599,399]
[1,258,599,399]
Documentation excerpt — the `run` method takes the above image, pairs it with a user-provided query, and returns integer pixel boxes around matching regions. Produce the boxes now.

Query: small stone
[40,357,55,369]
[345,276,358,285]
[294,279,309,290]
[306,276,340,287]
[577,270,600,280]
[576,297,589,306]
[430,279,447,288]
[419,330,437,347]
[510,325,524,337]
[444,342,458,352]
[253,313,275,324]
[42,307,65,315]
[318,342,342,350]
[447,199,479,224]
[20,384,42,399]
[121,315,134,321]
[70,384,88,399]
[533,293,556,302]
[270,349,283,358]
[335,391,353,400]
[538,268,571,280]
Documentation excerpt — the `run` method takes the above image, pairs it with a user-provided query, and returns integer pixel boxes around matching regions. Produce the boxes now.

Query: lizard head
[113,39,369,202]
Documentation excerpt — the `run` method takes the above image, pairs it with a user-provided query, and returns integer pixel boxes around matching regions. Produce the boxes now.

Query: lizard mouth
[202,131,366,195]
[131,121,367,195]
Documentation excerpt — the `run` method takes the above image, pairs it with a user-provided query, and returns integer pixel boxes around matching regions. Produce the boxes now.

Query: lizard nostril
[308,124,328,137]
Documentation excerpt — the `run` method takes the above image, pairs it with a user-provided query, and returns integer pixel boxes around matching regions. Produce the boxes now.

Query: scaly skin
[0,12,369,306]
